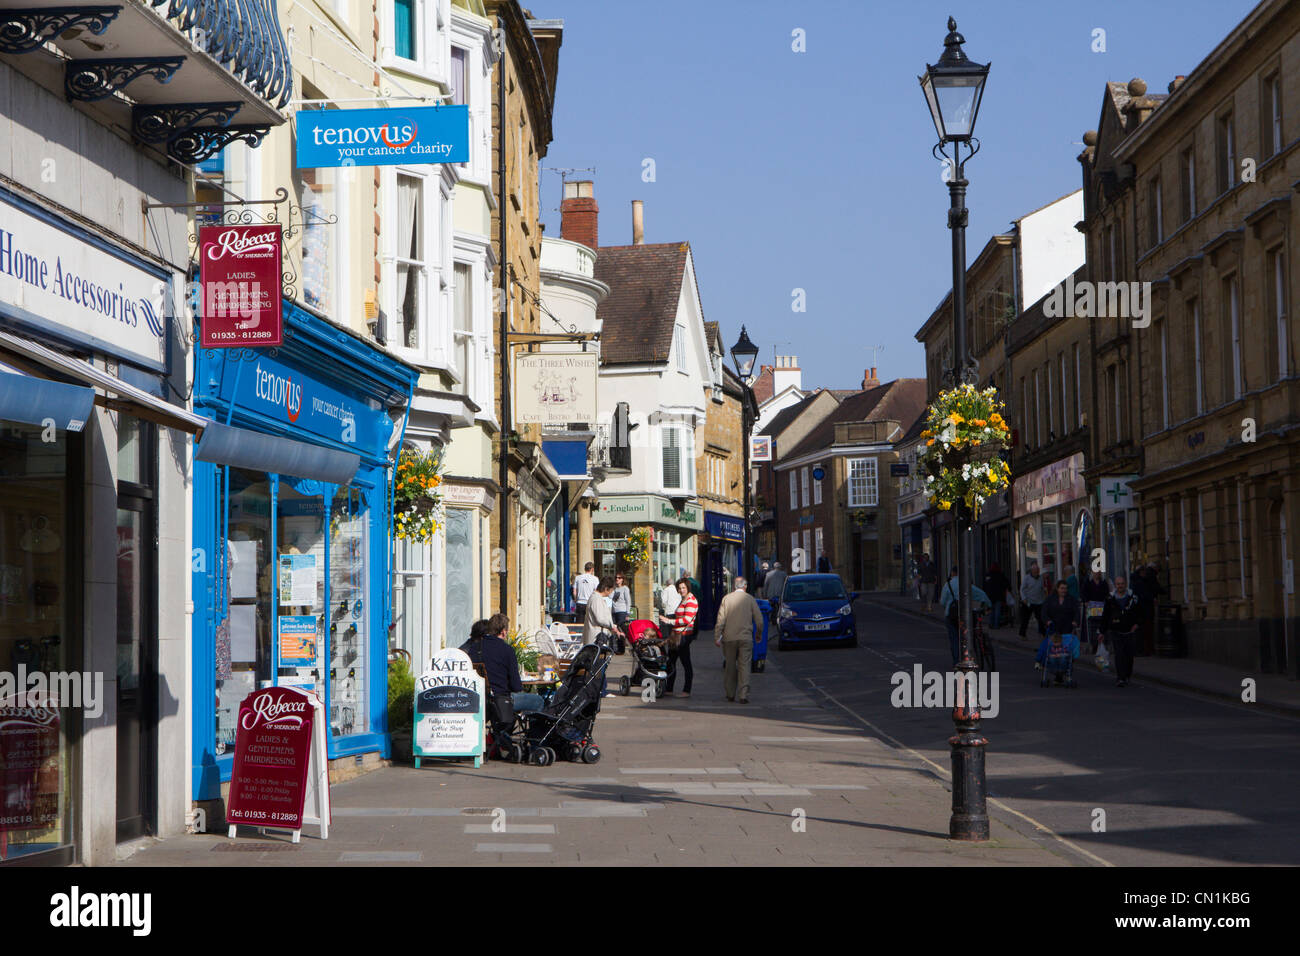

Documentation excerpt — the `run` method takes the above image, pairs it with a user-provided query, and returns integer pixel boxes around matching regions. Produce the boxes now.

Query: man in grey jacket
[714,577,765,703]
[762,561,788,604]
[1018,561,1046,639]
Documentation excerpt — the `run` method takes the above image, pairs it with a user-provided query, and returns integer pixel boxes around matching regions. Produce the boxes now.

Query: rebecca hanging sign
[198,225,282,348]
[0,189,168,370]
[296,106,469,168]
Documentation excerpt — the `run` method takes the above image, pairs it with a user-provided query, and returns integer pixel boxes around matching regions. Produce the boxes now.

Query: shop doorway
[115,492,156,842]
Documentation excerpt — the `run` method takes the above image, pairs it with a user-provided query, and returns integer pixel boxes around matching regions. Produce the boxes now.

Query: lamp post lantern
[730,326,760,584]
[920,16,991,842]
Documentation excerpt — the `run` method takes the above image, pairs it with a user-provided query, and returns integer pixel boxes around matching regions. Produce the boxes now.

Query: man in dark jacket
[919,554,938,612]
[1101,575,1142,687]
[464,614,542,712]
[1042,579,1080,640]
[983,562,1010,628]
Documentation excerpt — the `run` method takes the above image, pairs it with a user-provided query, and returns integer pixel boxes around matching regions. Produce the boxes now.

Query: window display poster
[279,615,318,666]
[278,554,317,607]
[227,687,315,831]
[0,704,59,832]
[413,648,483,763]
[229,539,258,599]
[230,604,257,663]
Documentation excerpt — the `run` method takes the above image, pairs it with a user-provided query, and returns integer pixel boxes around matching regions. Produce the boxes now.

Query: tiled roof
[759,390,825,439]
[594,242,689,366]
[781,379,928,461]
[752,365,775,405]
[704,320,722,356]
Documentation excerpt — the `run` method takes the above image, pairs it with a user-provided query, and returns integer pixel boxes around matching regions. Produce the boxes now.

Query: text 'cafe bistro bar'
[191,301,418,805]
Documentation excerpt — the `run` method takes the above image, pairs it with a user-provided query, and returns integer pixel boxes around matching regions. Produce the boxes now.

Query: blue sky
[540,0,1259,389]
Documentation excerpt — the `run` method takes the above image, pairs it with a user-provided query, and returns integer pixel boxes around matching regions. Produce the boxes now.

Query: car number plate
[805,622,831,631]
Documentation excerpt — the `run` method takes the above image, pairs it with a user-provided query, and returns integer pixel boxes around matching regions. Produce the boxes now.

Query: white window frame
[813,466,823,505]
[675,324,687,373]
[790,531,799,568]
[788,470,797,510]
[451,259,473,398]
[847,457,878,508]
[801,529,811,570]
[1219,113,1236,194]
[814,527,824,567]
[659,423,695,495]
[381,0,449,81]
[1269,73,1284,157]
[449,10,495,185]
[800,467,810,508]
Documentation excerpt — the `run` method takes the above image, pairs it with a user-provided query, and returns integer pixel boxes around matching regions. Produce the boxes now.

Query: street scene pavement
[117,596,1297,867]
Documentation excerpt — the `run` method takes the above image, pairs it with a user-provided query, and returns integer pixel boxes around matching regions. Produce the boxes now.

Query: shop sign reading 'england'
[0,191,168,370]
[296,106,469,168]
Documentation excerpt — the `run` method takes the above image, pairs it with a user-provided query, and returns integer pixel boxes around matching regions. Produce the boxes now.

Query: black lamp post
[920,16,991,842]
[730,325,760,586]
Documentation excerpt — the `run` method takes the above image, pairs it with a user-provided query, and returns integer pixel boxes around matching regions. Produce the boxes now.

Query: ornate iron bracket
[65,55,182,101]
[167,124,270,163]
[132,101,243,144]
[0,5,121,54]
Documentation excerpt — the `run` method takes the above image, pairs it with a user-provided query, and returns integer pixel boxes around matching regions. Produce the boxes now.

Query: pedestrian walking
[919,554,938,611]
[754,561,769,593]
[573,562,599,622]
[1018,561,1046,640]
[762,561,788,604]
[582,576,623,696]
[939,567,991,666]
[816,552,831,573]
[611,572,631,630]
[1043,579,1080,646]
[713,577,764,704]
[1101,574,1142,687]
[982,561,1010,629]
[659,578,698,697]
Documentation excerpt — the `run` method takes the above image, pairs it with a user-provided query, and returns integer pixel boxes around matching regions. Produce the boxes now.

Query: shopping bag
[1095,641,1111,671]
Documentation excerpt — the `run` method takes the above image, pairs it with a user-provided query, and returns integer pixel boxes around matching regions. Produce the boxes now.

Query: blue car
[775,574,857,649]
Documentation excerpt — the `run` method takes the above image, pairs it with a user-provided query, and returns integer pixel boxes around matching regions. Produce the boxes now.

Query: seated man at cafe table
[464,614,544,713]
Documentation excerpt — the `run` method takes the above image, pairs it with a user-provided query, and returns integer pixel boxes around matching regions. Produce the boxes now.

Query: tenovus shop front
[191,302,418,802]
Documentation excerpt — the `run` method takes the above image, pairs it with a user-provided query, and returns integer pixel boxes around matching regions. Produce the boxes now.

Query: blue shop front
[697,511,745,630]
[191,302,417,801]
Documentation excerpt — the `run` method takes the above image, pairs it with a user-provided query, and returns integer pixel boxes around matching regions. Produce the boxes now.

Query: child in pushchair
[491,643,610,766]
[617,618,671,698]
[1035,623,1080,688]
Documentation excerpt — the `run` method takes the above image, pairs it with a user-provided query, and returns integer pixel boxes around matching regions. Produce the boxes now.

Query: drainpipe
[495,17,511,616]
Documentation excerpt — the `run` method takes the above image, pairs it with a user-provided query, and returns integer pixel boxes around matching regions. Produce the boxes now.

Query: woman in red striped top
[658,578,697,697]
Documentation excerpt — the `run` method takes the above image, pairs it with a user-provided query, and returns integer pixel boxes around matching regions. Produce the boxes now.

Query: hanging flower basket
[919,384,1012,518]
[623,526,653,570]
[393,447,446,542]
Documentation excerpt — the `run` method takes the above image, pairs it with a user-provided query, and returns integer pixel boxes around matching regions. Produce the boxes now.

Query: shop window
[445,508,474,647]
[214,470,374,754]
[0,424,72,861]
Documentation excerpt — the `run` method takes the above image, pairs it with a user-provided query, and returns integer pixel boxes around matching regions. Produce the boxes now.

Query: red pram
[619,619,671,696]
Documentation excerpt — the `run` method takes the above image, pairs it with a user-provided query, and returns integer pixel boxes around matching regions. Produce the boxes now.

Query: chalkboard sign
[413,648,484,768]
[417,685,481,714]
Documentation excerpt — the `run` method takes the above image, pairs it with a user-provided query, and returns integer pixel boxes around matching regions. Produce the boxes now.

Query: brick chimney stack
[560,180,598,250]
[862,367,879,389]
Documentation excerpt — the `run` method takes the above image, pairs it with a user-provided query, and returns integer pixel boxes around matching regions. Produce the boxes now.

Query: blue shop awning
[0,367,94,432]
[196,420,361,486]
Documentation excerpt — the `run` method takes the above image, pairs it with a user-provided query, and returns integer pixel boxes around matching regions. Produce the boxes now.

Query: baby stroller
[618,618,671,698]
[515,642,611,766]
[1035,624,1080,688]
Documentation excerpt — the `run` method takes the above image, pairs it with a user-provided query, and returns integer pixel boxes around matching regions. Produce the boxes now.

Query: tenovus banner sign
[198,224,282,348]
[296,106,469,168]
[228,353,380,449]
[0,189,169,370]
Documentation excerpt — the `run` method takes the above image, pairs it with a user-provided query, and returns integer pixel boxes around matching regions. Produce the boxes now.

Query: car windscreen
[782,579,847,602]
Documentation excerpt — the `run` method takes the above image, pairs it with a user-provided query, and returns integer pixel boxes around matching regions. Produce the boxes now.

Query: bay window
[661,423,695,495]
